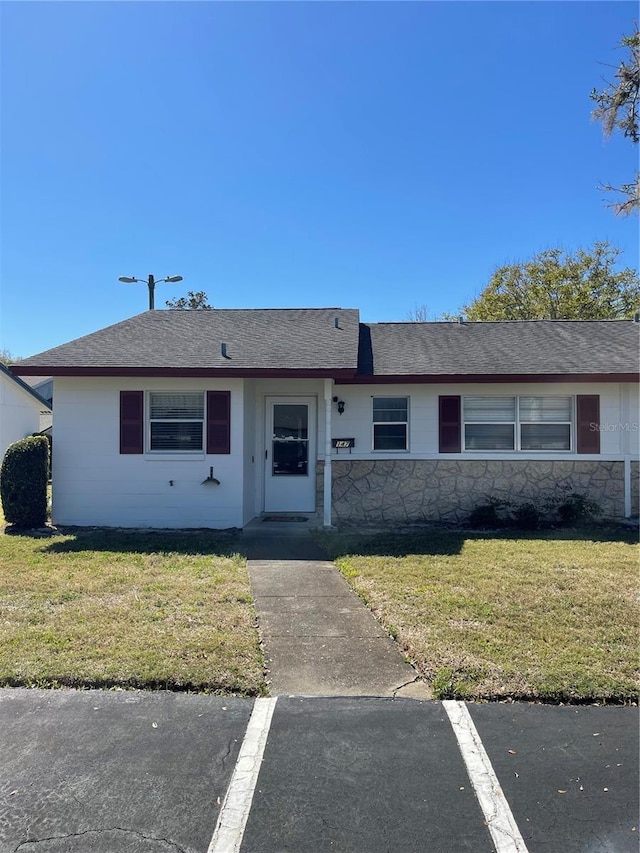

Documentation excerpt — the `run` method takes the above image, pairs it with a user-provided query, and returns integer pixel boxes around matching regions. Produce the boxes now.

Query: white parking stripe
[207,697,278,853]
[443,700,529,853]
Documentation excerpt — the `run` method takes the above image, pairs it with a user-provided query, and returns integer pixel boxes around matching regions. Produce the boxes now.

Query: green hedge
[0,435,49,528]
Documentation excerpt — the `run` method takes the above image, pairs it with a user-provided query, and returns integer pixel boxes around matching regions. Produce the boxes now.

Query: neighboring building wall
[32,378,53,408]
[331,459,627,525]
[33,379,54,432]
[52,377,245,529]
[0,375,46,462]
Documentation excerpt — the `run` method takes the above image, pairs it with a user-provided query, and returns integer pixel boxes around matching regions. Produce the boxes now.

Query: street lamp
[118,274,183,310]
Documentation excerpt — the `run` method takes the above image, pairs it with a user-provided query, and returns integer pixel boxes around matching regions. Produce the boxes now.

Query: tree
[405,303,433,322]
[462,242,640,321]
[591,27,639,216]
[405,304,461,322]
[0,349,21,365]
[165,290,213,310]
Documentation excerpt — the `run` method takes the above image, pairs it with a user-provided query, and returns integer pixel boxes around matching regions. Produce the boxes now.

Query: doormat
[262,516,309,522]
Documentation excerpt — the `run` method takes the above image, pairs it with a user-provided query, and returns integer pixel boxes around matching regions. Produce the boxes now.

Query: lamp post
[118,274,183,310]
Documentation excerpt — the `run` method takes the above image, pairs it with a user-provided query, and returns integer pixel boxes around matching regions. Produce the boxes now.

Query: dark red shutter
[207,390,231,454]
[120,391,143,454]
[576,395,600,454]
[439,395,461,453]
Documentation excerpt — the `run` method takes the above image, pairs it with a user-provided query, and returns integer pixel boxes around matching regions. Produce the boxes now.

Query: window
[148,392,204,451]
[373,397,408,450]
[463,395,572,452]
[464,397,515,450]
[519,396,571,450]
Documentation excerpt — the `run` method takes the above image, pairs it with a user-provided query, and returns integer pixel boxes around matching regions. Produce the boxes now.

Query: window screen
[149,392,204,451]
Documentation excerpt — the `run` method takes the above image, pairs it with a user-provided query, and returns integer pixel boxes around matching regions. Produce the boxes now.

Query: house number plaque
[332,438,355,450]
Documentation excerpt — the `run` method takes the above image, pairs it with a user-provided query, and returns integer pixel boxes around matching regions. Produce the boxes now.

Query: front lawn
[317,527,639,703]
[0,529,264,695]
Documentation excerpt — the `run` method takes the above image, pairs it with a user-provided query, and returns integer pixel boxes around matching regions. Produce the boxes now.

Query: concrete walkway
[242,523,431,699]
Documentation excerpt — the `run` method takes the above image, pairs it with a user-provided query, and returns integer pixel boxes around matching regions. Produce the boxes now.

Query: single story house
[21,376,54,411]
[0,363,52,464]
[20,376,53,435]
[11,308,639,528]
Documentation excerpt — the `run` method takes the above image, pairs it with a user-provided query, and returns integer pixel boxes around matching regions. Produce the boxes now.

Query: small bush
[512,502,542,530]
[556,492,601,525]
[0,435,49,528]
[468,497,511,528]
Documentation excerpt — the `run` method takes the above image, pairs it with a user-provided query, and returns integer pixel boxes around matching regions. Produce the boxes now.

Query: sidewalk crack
[392,675,421,697]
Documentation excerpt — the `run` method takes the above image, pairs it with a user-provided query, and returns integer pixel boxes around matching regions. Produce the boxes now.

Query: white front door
[264,397,316,512]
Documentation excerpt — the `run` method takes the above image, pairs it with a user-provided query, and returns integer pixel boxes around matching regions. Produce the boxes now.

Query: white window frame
[517,396,573,452]
[147,391,205,453]
[372,396,409,451]
[463,396,516,452]
[463,395,573,453]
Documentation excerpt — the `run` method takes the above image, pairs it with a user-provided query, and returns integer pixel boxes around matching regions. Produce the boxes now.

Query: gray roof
[0,363,52,409]
[15,309,361,372]
[363,320,640,376]
[11,311,639,379]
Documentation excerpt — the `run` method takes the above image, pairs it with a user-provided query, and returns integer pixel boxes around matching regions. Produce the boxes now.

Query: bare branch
[591,27,640,215]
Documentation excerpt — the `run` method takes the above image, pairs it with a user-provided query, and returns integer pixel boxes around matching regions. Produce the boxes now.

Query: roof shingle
[12,311,639,378]
[363,320,639,376]
[15,309,361,372]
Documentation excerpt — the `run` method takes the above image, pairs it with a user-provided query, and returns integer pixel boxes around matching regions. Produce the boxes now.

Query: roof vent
[334,317,341,329]
[634,312,639,323]
[221,342,231,359]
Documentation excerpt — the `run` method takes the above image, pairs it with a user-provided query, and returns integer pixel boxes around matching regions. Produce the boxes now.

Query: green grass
[0,529,265,695]
[316,527,640,703]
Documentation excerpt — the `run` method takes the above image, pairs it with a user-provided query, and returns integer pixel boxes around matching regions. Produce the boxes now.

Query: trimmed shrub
[468,497,511,528]
[0,435,49,528]
[32,430,52,478]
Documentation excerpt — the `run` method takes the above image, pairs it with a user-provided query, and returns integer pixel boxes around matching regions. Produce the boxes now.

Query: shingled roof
[359,319,640,378]
[11,311,639,380]
[14,309,362,376]
[0,363,52,409]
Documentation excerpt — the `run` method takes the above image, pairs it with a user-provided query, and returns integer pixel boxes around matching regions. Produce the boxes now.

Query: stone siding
[316,460,324,514]
[331,459,626,525]
[632,460,639,517]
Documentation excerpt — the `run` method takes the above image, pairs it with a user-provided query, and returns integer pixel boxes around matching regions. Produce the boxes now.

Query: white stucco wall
[52,377,245,529]
[49,376,638,529]
[329,381,639,460]
[242,379,257,525]
[0,374,48,463]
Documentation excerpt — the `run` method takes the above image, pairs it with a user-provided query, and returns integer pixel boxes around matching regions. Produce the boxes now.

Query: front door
[264,397,316,512]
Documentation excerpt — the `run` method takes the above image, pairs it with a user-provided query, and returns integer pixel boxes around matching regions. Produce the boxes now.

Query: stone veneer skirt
[316,459,631,525]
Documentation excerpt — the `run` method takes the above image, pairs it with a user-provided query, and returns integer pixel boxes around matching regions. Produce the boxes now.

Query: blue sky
[1,1,638,358]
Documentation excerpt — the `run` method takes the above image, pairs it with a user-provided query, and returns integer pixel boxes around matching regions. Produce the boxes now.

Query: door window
[272,404,309,476]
